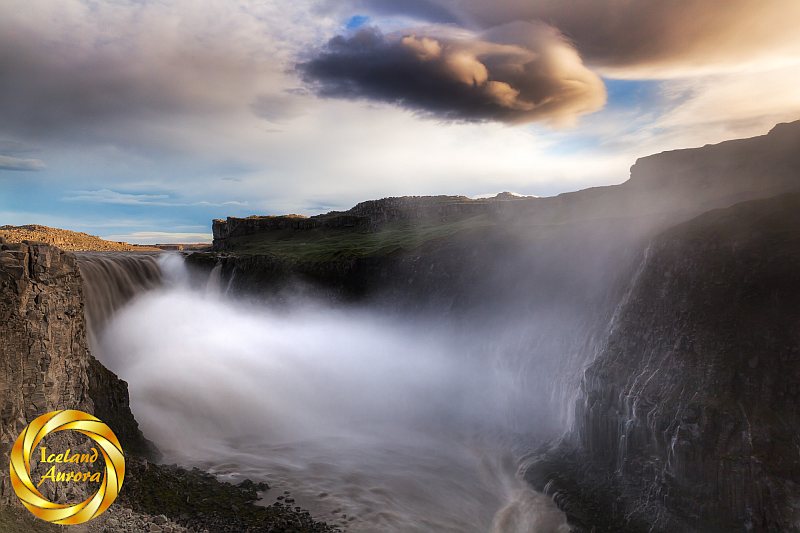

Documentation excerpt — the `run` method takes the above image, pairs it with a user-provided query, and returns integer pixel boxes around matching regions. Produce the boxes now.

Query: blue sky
[345,14,370,30]
[1,1,799,243]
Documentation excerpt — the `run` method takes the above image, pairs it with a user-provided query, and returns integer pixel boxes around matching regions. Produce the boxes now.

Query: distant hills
[0,225,161,252]
[211,120,800,260]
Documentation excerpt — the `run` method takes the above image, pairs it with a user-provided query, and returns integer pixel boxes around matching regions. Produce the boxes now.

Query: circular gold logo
[9,410,125,525]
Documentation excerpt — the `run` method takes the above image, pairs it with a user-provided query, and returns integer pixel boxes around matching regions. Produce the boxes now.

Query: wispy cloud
[0,155,45,171]
[61,189,247,207]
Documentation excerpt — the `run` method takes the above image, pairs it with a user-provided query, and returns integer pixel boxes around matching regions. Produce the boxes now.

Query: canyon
[0,242,335,532]
[193,121,800,531]
[1,121,799,531]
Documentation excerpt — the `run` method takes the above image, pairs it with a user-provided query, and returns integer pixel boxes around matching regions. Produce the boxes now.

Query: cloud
[337,0,800,77]
[301,24,606,125]
[0,0,798,243]
[0,0,318,149]
[645,65,800,149]
[61,189,247,208]
[0,155,45,171]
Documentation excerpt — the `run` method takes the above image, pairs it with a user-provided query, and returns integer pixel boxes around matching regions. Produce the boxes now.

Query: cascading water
[78,252,571,532]
[76,252,163,335]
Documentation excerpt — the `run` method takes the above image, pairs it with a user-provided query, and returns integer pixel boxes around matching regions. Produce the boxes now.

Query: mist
[89,254,569,532]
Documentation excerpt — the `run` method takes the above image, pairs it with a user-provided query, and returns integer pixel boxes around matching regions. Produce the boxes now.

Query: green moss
[223,215,495,262]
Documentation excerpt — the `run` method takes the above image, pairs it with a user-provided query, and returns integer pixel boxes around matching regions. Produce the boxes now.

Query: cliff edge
[0,239,155,506]
[0,238,337,532]
[527,193,800,532]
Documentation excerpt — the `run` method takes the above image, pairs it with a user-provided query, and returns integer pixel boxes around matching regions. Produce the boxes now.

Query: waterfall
[76,252,164,337]
[77,252,571,532]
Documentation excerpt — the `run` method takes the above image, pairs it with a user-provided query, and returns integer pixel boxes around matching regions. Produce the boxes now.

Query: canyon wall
[527,193,800,532]
[0,240,154,505]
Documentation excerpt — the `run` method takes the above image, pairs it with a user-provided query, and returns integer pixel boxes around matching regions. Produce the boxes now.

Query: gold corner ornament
[9,410,125,525]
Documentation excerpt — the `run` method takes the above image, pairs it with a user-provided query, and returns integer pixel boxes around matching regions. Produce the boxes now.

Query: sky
[1,1,799,244]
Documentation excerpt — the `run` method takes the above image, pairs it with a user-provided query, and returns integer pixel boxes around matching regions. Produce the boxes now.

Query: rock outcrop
[212,214,370,250]
[0,240,337,532]
[0,241,154,505]
[527,193,800,532]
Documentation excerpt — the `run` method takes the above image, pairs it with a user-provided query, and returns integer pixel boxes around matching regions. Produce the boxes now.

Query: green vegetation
[223,214,496,261]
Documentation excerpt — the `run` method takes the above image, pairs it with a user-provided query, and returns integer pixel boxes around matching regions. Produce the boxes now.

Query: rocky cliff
[526,193,800,532]
[0,239,336,532]
[0,239,154,506]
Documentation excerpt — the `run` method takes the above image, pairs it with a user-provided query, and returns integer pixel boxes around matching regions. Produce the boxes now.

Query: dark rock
[0,243,147,505]
[120,457,338,532]
[528,193,800,532]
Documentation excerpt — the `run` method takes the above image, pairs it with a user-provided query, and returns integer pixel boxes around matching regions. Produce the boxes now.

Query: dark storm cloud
[336,0,800,73]
[301,25,606,125]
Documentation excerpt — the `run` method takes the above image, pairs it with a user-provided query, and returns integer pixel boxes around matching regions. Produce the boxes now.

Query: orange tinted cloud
[303,22,606,125]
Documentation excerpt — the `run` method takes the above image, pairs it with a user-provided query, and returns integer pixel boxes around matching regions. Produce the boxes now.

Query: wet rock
[119,457,338,532]
[528,193,800,532]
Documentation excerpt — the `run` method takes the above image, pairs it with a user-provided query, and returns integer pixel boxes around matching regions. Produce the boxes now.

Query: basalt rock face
[86,359,159,460]
[528,193,800,532]
[0,241,154,505]
[0,241,95,505]
[202,214,653,310]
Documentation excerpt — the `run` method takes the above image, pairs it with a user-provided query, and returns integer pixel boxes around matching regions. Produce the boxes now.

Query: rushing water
[77,253,570,532]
